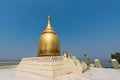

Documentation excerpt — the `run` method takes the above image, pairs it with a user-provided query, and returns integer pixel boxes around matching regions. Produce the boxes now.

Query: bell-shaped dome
[38,15,60,57]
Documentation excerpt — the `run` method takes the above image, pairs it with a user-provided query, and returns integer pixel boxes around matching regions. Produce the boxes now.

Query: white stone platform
[16,56,88,78]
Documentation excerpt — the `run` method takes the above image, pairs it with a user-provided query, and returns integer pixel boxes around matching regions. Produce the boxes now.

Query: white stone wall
[16,56,87,78]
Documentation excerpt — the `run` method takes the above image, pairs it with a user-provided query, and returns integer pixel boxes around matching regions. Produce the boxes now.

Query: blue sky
[0,0,120,60]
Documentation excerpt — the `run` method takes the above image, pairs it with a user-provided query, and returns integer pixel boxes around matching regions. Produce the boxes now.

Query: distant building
[111,53,120,64]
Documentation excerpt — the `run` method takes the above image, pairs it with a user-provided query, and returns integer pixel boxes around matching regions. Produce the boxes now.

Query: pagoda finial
[43,13,54,31]
[48,12,51,24]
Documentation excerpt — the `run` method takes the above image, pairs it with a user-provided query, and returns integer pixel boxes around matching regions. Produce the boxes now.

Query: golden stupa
[38,15,60,57]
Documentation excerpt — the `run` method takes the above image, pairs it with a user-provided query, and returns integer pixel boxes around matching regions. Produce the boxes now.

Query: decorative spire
[48,15,51,24]
[46,15,52,29]
[42,14,56,33]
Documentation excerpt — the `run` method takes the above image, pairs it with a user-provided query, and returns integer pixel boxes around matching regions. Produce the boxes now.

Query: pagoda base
[16,56,88,78]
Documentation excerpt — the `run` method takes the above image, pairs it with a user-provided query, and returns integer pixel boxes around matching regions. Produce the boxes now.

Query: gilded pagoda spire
[48,15,50,24]
[38,15,60,57]
[46,15,52,29]
[43,15,56,33]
